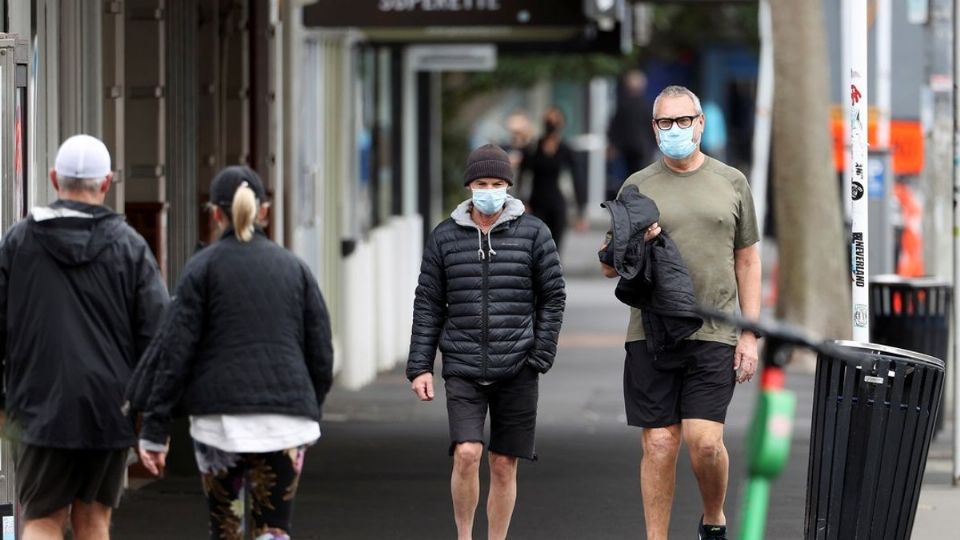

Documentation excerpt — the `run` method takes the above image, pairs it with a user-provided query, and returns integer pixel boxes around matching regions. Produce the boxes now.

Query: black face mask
[544,120,559,135]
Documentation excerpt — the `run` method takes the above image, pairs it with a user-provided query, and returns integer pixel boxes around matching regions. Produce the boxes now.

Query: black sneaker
[698,516,727,540]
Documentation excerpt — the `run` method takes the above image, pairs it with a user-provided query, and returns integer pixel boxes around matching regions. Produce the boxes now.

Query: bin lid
[870,274,951,288]
[830,339,944,369]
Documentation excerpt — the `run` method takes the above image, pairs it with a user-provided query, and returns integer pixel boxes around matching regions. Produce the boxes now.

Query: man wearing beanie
[407,143,566,540]
[0,135,168,538]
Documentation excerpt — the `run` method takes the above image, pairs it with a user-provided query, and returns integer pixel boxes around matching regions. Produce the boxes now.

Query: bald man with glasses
[599,85,762,540]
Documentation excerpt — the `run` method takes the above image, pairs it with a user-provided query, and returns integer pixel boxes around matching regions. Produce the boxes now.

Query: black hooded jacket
[0,199,169,449]
[600,186,702,353]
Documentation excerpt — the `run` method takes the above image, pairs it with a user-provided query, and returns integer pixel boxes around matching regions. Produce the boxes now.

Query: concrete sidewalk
[114,275,806,538]
[110,227,959,538]
[912,426,960,538]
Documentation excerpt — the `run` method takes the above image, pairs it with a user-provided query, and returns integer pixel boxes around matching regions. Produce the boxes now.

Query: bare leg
[22,507,69,540]
[486,451,519,540]
[641,425,683,540]
[452,442,483,540]
[683,418,729,526]
[71,500,113,540]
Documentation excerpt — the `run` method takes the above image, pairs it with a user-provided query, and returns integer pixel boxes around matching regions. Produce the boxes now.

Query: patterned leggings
[194,442,306,540]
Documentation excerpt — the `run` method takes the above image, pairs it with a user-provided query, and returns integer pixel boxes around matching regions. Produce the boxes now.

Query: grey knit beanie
[463,144,514,186]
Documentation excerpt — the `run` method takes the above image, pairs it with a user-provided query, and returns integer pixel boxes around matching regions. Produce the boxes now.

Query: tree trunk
[769,0,850,349]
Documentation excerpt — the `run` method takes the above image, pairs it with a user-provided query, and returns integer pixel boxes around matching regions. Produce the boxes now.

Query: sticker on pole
[854,304,869,327]
[851,234,866,287]
[864,375,885,385]
[851,181,865,200]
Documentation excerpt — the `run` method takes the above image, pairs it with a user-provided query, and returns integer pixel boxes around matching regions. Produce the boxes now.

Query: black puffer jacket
[600,186,702,353]
[126,228,334,445]
[0,200,168,449]
[407,197,566,381]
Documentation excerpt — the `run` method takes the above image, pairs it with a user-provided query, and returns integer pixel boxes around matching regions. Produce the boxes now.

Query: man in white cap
[0,134,168,539]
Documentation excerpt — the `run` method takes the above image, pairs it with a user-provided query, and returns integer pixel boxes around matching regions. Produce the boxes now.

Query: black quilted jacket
[127,228,334,445]
[406,198,566,382]
[599,185,702,353]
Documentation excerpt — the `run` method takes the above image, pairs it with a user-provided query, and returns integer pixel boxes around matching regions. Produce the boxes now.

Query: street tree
[769,0,850,351]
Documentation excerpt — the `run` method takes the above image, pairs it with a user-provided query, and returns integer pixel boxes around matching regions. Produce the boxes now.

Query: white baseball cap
[54,134,112,180]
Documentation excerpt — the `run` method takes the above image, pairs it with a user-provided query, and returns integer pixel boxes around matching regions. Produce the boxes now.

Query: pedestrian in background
[600,85,761,540]
[502,110,534,171]
[408,144,566,540]
[128,166,334,540]
[518,106,588,253]
[606,69,657,200]
[0,134,168,540]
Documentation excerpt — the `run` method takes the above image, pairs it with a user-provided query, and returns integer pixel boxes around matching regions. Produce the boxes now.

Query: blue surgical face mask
[657,123,698,160]
[472,187,508,215]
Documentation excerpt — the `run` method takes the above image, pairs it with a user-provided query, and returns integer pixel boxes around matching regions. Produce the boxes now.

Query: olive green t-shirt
[618,156,760,345]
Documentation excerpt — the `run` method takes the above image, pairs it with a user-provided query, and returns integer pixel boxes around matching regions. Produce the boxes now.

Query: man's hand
[601,223,660,278]
[643,222,661,242]
[138,441,169,477]
[734,332,759,384]
[599,240,618,279]
[411,372,435,401]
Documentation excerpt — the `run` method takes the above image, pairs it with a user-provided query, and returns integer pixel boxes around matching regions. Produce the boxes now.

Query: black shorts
[15,444,128,520]
[623,340,736,428]
[445,365,539,461]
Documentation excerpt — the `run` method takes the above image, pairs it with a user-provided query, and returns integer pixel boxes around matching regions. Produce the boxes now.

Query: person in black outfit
[0,134,169,538]
[129,166,334,540]
[519,106,588,253]
[606,69,658,199]
[408,144,566,540]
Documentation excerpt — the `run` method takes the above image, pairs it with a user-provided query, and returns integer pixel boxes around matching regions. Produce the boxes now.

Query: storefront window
[354,47,376,233]
[298,39,319,228]
[375,47,393,226]
[552,81,587,137]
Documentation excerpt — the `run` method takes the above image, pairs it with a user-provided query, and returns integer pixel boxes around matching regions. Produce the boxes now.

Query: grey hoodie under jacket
[407,197,566,382]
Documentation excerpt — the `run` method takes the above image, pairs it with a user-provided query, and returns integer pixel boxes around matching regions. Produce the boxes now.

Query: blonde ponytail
[231,182,257,242]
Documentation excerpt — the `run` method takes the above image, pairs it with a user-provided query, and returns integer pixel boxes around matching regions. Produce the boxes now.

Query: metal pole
[849,0,870,342]
[749,0,773,245]
[841,0,852,223]
[952,0,960,487]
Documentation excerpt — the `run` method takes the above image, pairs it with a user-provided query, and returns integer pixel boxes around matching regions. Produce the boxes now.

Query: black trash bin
[869,275,952,433]
[804,341,944,540]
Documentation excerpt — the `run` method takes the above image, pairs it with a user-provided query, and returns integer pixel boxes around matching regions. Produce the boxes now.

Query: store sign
[408,44,497,71]
[303,0,586,28]
[379,0,502,10]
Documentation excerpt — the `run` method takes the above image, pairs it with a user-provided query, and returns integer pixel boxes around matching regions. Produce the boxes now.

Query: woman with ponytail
[127,166,334,540]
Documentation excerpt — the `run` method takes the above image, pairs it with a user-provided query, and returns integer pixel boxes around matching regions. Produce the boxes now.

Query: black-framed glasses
[654,114,701,131]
